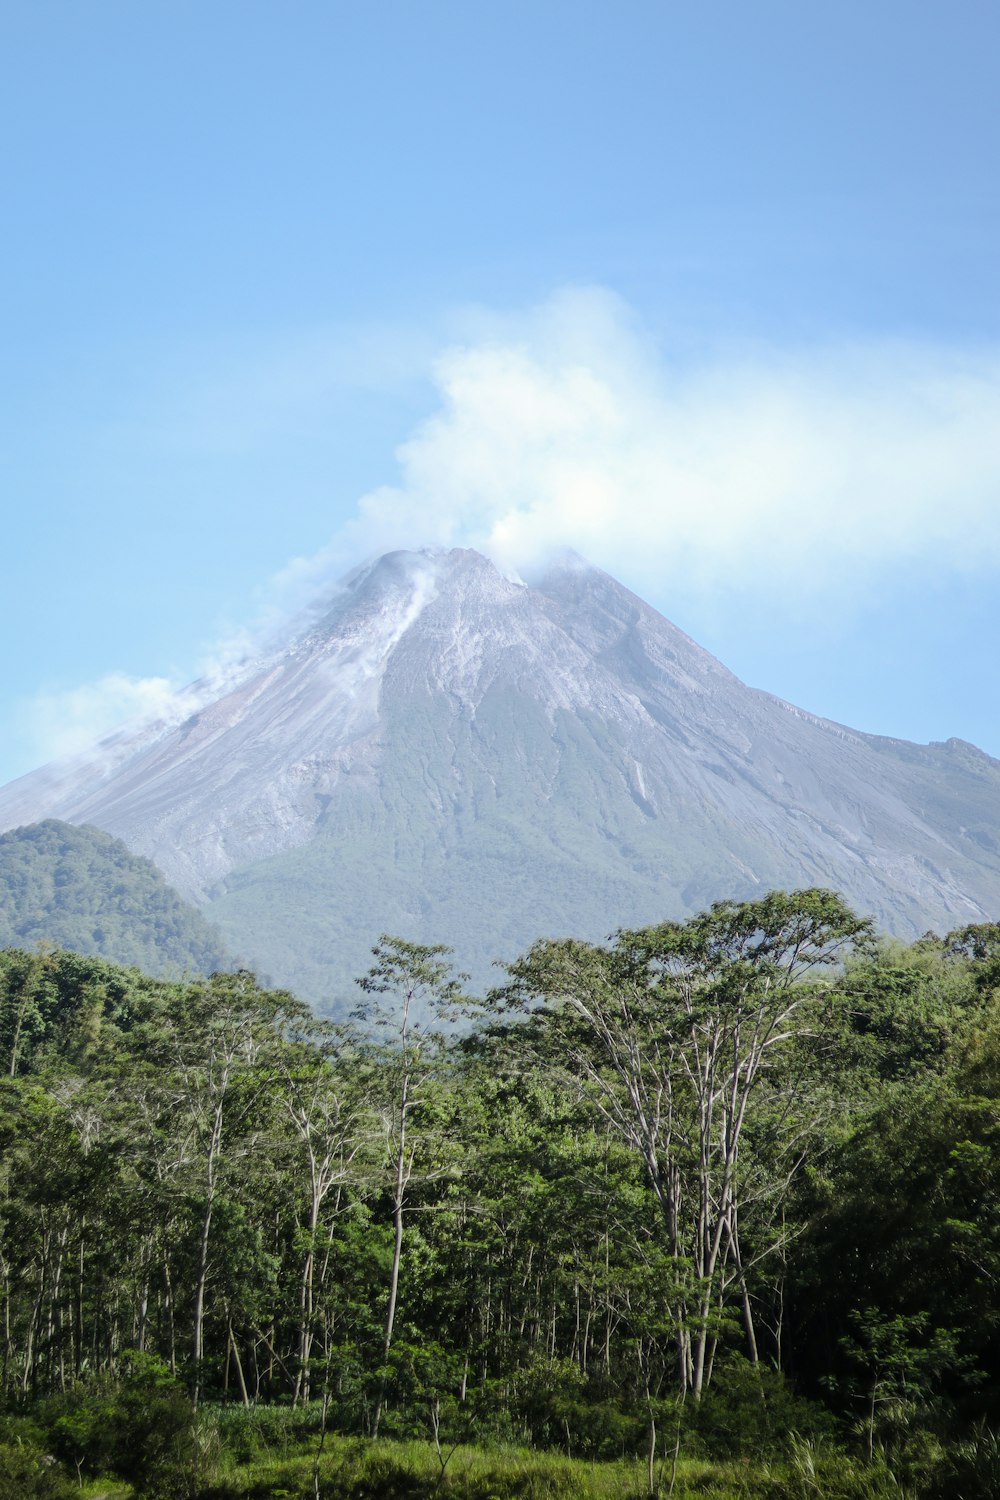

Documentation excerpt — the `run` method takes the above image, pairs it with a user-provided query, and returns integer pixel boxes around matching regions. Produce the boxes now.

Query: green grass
[193,1428,915,1499]
[0,1404,924,1500]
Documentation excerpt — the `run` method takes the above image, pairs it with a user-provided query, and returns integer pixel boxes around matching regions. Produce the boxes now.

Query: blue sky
[2,0,999,781]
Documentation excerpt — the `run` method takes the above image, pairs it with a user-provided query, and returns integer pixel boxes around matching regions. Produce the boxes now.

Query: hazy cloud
[17,643,263,775]
[20,674,200,768]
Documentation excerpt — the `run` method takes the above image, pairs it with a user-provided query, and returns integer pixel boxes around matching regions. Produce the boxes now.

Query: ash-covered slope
[2,547,999,1004]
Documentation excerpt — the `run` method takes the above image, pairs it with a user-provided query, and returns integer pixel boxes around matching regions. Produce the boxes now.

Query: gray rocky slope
[2,547,1000,1005]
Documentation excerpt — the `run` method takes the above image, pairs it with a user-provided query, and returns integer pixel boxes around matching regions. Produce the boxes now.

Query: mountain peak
[304,548,530,669]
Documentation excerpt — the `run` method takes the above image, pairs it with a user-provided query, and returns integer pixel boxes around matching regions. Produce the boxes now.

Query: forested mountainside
[3,550,1000,1005]
[0,819,231,977]
[3,889,1000,1497]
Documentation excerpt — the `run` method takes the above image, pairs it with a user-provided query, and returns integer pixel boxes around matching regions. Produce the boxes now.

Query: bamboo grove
[2,887,1000,1463]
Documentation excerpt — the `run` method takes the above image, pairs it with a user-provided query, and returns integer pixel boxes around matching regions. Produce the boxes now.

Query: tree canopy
[1,888,999,1495]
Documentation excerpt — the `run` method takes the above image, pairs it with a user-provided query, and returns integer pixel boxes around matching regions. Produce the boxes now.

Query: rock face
[2,547,1000,1005]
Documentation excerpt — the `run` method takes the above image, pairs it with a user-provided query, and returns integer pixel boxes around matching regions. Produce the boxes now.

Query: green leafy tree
[496,889,871,1398]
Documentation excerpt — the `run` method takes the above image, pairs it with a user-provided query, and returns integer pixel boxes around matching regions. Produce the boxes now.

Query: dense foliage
[2,889,1000,1496]
[0,820,231,976]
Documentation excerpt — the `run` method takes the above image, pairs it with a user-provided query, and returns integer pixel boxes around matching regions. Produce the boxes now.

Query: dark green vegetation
[2,889,1000,1497]
[0,820,231,977]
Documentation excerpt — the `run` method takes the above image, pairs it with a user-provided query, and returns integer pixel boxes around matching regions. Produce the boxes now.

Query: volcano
[2,547,1000,1004]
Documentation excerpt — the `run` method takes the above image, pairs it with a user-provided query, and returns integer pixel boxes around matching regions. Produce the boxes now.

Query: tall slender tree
[354,936,468,1434]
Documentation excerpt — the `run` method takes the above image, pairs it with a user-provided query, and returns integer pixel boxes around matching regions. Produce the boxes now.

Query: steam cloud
[338,287,1000,597]
[18,286,1000,769]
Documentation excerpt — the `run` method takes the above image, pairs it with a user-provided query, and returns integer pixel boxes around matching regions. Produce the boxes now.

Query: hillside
[0,819,231,977]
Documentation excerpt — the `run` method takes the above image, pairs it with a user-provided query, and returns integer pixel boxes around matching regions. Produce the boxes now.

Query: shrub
[0,1442,76,1500]
[43,1349,196,1496]
[692,1359,838,1459]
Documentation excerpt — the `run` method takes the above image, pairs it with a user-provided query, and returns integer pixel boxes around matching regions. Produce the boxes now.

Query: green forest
[2,888,1000,1499]
[0,822,230,978]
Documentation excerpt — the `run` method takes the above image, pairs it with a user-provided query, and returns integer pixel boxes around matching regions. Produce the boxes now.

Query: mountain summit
[3,547,1000,1003]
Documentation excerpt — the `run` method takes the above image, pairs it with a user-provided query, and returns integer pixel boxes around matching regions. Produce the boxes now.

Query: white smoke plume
[333,287,1000,602]
[17,286,1000,771]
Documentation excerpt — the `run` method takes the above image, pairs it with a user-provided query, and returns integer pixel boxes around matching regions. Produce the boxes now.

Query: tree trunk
[373,1076,410,1438]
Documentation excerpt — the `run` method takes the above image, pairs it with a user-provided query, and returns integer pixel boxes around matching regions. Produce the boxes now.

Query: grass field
[190,1427,914,1499]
